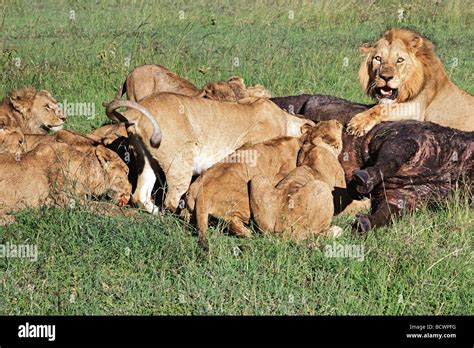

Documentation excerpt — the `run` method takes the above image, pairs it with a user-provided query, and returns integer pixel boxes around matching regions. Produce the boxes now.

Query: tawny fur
[249,120,345,241]
[182,121,346,244]
[182,136,302,244]
[201,76,271,101]
[118,64,203,102]
[0,142,131,225]
[0,125,25,155]
[23,129,100,152]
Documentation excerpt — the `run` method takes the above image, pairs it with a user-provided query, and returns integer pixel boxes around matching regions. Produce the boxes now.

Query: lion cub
[249,120,345,241]
[0,142,131,225]
[182,136,303,246]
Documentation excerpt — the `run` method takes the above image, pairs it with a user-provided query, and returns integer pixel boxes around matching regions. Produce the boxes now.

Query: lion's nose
[56,108,67,120]
[380,73,394,82]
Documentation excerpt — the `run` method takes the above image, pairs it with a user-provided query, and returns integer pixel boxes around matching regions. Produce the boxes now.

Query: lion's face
[94,145,132,206]
[0,125,25,155]
[202,76,271,102]
[358,29,428,103]
[202,76,247,102]
[10,89,66,134]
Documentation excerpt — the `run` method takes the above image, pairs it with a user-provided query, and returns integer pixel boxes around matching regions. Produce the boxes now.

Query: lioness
[249,121,345,241]
[0,88,66,134]
[105,94,314,213]
[22,128,142,201]
[118,64,203,102]
[347,28,474,136]
[118,64,271,102]
[0,142,131,225]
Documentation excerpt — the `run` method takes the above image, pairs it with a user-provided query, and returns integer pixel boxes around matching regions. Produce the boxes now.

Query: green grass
[0,0,473,315]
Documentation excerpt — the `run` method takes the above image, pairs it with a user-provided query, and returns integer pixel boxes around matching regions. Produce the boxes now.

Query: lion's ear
[411,36,423,49]
[359,43,372,54]
[9,96,30,115]
[228,76,244,84]
[300,123,313,135]
[40,90,55,100]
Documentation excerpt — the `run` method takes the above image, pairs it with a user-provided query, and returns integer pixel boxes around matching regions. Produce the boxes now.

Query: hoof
[352,214,371,235]
[352,169,374,194]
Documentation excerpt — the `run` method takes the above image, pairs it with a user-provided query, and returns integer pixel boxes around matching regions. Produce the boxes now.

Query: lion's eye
[374,56,382,62]
[45,104,52,110]
[397,57,405,63]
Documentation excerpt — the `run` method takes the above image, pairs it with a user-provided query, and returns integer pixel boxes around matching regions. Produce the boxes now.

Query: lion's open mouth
[375,86,398,100]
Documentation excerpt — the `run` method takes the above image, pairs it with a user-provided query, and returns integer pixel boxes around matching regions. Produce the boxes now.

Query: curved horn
[102,83,128,122]
[103,99,162,148]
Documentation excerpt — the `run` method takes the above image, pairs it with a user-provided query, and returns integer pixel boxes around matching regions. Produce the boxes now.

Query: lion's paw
[347,112,379,137]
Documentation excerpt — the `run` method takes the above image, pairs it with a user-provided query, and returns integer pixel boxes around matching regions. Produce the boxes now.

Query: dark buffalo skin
[343,121,473,233]
[270,94,373,126]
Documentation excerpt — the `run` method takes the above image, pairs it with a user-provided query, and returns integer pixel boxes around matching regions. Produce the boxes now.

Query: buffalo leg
[352,139,419,194]
[352,188,417,234]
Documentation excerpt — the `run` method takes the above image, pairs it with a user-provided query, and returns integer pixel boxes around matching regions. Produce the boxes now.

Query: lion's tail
[103,99,162,148]
[194,185,209,249]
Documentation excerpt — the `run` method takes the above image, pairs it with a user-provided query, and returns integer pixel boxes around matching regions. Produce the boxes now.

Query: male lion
[118,64,271,102]
[105,94,314,214]
[347,28,474,136]
[0,142,131,225]
[0,88,66,134]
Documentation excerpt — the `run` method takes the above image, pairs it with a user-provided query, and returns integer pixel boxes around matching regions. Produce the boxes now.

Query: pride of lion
[0,28,472,247]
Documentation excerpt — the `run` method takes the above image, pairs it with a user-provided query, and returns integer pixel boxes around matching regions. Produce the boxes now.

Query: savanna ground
[0,0,472,315]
